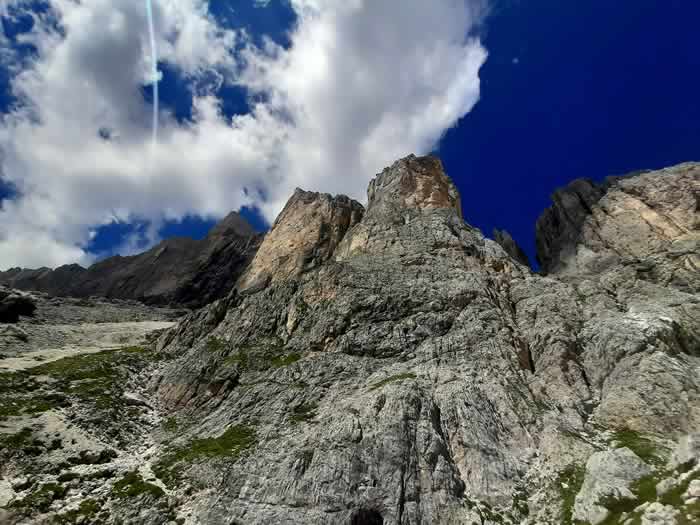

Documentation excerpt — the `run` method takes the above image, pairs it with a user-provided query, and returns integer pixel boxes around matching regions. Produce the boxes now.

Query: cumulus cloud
[0,0,487,269]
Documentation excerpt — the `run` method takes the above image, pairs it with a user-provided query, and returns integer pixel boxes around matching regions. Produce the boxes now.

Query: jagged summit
[366,154,462,217]
[536,162,699,285]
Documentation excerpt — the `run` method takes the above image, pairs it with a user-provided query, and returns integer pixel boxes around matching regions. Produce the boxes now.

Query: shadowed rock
[493,228,530,267]
[0,286,37,323]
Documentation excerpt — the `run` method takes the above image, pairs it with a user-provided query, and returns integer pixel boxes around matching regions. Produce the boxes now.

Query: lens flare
[145,0,158,149]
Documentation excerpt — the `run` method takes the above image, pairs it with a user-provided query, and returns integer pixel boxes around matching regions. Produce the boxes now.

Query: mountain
[0,156,697,525]
[0,212,262,308]
[149,156,698,524]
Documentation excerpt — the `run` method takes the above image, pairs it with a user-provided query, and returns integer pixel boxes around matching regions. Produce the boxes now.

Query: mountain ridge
[0,211,262,308]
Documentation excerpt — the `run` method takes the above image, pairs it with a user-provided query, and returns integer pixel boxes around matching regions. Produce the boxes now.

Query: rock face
[237,189,363,293]
[145,156,699,524]
[0,212,261,308]
[573,447,652,524]
[1,156,698,525]
[536,163,699,283]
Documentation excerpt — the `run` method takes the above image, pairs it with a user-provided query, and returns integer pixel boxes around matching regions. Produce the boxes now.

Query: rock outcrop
[0,212,262,308]
[0,286,37,323]
[536,163,698,284]
[493,228,530,267]
[237,189,363,293]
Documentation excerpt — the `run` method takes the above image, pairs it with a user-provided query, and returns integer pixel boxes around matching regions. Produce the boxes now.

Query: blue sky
[0,0,697,268]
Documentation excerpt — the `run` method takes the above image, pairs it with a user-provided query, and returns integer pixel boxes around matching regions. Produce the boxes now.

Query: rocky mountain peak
[537,162,699,285]
[236,188,363,292]
[366,154,462,218]
[207,211,256,239]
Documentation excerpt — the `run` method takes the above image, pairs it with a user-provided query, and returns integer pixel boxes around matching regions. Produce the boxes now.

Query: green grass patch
[289,402,318,424]
[610,429,666,467]
[9,482,67,514]
[54,498,101,524]
[557,463,585,525]
[112,471,164,500]
[595,458,700,525]
[270,352,301,368]
[28,346,146,382]
[18,346,153,417]
[206,337,228,353]
[369,373,416,391]
[0,372,69,421]
[153,425,256,488]
[0,427,33,450]
[162,417,178,432]
[659,469,700,507]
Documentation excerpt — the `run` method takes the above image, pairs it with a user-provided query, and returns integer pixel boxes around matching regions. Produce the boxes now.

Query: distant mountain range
[0,212,262,308]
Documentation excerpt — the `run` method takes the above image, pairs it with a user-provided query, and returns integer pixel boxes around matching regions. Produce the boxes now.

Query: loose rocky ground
[0,294,184,524]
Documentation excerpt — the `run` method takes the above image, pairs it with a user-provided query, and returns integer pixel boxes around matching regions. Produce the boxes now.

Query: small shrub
[112,471,164,500]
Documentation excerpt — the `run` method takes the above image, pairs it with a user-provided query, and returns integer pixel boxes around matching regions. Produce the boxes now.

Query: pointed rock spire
[237,189,363,292]
[365,154,462,218]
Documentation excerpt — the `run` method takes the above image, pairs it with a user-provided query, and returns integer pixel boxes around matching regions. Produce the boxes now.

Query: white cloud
[0,0,487,269]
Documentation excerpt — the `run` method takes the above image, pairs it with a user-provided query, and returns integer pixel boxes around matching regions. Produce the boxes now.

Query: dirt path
[0,321,174,372]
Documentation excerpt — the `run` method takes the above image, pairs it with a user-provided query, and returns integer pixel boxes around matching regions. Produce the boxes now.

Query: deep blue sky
[438,0,699,264]
[2,0,698,266]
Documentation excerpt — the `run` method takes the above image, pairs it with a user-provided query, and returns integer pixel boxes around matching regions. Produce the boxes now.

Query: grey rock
[686,479,700,499]
[668,433,700,470]
[147,156,699,525]
[2,155,698,525]
[493,228,530,267]
[573,447,651,525]
[0,286,37,323]
[641,502,680,524]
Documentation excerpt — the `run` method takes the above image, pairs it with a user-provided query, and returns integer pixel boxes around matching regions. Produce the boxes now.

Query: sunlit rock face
[536,162,699,285]
[236,189,364,293]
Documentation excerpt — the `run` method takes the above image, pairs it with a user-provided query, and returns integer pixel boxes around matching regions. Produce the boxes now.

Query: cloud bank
[0,0,487,268]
